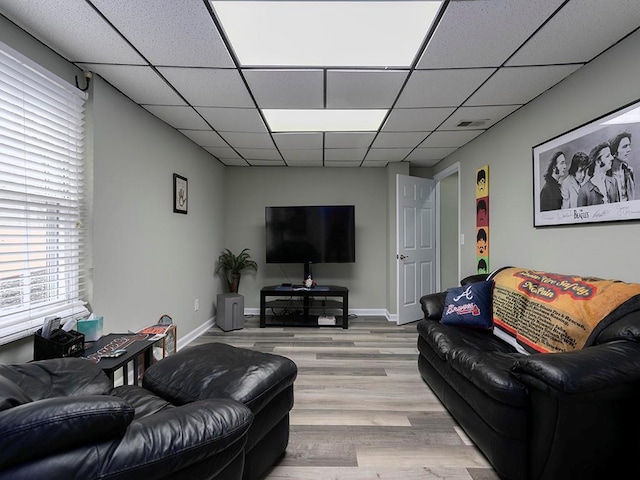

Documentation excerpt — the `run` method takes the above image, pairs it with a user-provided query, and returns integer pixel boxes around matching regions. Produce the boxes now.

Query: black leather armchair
[0,342,297,480]
[0,357,252,480]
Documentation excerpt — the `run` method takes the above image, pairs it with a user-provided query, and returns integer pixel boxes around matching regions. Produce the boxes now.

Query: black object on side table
[260,285,349,329]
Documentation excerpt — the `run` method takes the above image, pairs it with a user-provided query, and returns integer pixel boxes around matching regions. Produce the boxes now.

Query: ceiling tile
[281,149,324,162]
[325,149,368,162]
[81,65,184,104]
[196,107,267,133]
[365,148,413,161]
[91,0,234,67]
[142,105,209,129]
[507,0,640,66]
[0,0,145,64]
[222,132,275,149]
[396,68,496,108]
[439,105,521,130]
[325,132,377,149]
[2,0,631,171]
[371,132,428,149]
[284,159,324,167]
[465,65,581,106]
[204,147,242,160]
[419,130,484,148]
[158,67,254,107]
[417,0,565,68]
[406,147,457,162]
[246,159,286,166]
[273,133,323,150]
[218,158,249,167]
[236,148,282,160]
[179,129,228,147]
[326,70,408,108]
[382,107,454,132]
[243,70,324,108]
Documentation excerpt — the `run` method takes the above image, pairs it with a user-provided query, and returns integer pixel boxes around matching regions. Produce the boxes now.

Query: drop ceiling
[1,0,639,168]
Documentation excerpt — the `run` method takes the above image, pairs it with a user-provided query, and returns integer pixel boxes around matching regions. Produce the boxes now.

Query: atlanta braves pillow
[441,281,493,329]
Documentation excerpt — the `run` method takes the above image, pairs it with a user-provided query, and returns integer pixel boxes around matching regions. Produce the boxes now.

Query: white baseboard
[177,317,215,351]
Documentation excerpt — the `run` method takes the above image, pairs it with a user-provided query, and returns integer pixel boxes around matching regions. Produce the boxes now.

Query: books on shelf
[318,315,336,326]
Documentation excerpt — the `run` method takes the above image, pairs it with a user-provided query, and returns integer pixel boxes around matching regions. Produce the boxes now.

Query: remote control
[101,349,127,358]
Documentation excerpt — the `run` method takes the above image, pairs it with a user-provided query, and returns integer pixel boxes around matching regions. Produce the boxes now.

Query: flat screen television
[265,205,355,279]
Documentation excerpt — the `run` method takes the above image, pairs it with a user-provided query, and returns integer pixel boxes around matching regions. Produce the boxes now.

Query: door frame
[433,162,461,292]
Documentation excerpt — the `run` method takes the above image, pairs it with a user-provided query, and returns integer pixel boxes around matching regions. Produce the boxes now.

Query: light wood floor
[190,315,500,480]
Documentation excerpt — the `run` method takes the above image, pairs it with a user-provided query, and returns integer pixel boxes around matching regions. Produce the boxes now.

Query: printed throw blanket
[492,267,640,353]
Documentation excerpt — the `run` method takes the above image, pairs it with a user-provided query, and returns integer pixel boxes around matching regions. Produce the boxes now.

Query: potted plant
[215,248,258,293]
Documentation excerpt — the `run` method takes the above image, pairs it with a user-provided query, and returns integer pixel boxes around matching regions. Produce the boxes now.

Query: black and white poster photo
[533,101,640,226]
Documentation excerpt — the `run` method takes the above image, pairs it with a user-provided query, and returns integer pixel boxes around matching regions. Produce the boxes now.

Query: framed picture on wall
[173,174,188,214]
[533,98,640,227]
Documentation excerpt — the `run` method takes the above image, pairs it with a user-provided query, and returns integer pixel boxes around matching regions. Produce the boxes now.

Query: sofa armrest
[0,395,134,470]
[0,358,111,400]
[420,292,446,320]
[512,340,640,398]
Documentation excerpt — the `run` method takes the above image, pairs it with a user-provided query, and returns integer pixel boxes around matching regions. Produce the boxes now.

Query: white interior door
[397,174,435,325]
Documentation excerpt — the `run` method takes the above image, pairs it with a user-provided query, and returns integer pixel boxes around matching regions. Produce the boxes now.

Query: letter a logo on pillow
[441,281,493,329]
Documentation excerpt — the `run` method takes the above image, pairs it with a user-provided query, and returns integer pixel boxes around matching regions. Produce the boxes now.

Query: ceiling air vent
[456,119,489,128]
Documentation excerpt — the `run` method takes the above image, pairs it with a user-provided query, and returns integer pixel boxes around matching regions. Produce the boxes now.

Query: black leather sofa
[417,269,640,480]
[0,342,297,480]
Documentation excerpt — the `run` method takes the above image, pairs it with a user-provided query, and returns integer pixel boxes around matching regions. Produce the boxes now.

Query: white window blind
[0,42,89,345]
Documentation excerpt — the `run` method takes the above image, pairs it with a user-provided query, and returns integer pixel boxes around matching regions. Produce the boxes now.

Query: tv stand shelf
[260,285,349,329]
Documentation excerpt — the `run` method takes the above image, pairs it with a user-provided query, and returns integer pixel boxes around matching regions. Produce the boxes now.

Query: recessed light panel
[211,1,443,67]
[263,109,387,132]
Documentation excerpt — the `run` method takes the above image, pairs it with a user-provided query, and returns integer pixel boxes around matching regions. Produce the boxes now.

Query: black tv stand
[260,285,349,329]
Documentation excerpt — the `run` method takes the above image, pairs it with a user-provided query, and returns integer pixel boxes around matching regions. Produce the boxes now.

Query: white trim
[177,317,215,351]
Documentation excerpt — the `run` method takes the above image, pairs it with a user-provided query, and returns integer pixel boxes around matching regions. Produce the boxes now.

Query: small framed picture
[173,174,188,214]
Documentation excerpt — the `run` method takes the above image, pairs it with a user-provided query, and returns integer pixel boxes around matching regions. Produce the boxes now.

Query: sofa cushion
[0,395,134,469]
[112,385,173,419]
[417,319,517,361]
[446,346,528,406]
[441,281,493,329]
[0,374,32,411]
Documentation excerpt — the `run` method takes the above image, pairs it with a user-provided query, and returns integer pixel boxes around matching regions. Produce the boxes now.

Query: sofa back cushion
[492,267,640,353]
[441,281,494,329]
[0,375,31,411]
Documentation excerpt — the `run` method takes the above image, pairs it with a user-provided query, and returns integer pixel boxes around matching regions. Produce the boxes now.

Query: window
[0,41,89,345]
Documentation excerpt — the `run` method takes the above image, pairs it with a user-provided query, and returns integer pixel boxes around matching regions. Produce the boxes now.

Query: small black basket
[33,328,85,361]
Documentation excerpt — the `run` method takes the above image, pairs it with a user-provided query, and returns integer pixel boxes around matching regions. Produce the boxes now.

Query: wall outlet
[194,298,199,311]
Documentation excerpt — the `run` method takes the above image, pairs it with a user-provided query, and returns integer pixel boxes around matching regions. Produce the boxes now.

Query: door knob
[398,254,408,260]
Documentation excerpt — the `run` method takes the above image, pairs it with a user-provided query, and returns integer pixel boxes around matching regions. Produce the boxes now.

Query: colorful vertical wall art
[475,166,489,274]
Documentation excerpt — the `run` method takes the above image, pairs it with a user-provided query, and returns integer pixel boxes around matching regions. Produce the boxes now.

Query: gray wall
[91,76,227,345]
[434,28,640,282]
[224,166,390,312]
